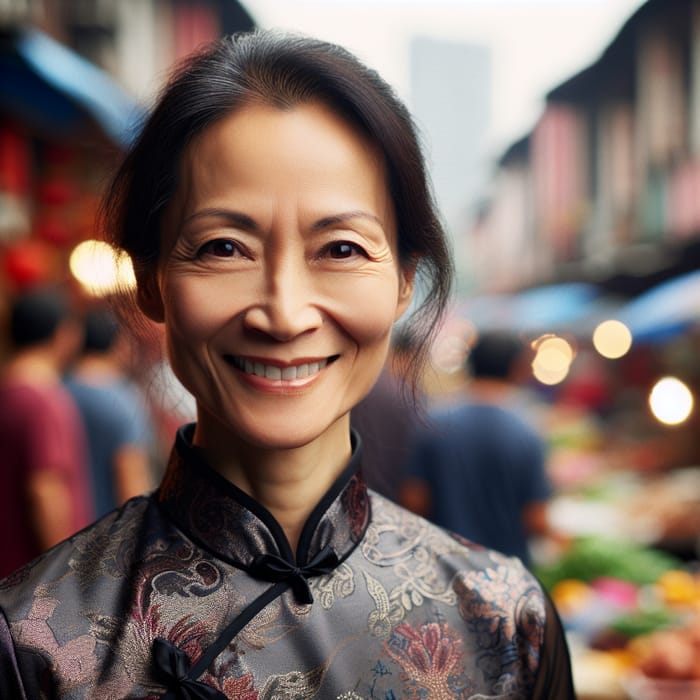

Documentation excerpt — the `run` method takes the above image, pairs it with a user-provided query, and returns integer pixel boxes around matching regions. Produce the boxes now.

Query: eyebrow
[183,209,258,230]
[183,209,383,232]
[311,211,383,232]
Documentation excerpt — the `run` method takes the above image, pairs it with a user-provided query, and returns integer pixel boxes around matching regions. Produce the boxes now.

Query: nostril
[242,302,323,341]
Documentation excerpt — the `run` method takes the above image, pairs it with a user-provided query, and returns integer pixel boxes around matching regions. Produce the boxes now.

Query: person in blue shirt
[65,307,155,516]
[401,330,553,567]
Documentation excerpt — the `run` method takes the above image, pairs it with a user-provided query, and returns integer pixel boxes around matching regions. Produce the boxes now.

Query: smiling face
[139,101,414,455]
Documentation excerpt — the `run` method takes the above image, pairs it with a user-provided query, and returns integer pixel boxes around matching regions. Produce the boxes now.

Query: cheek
[325,274,401,348]
[162,277,233,343]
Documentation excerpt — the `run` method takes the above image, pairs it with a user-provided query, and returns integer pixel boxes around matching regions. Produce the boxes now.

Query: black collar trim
[158,425,367,569]
[153,426,368,698]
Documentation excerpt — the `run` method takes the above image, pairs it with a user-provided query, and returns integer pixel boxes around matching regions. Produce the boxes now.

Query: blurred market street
[1,1,700,697]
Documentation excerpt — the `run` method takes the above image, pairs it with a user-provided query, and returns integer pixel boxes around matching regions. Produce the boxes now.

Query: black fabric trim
[296,430,361,563]
[0,608,29,700]
[174,424,363,567]
[153,426,368,694]
[190,581,289,680]
[531,582,576,699]
[174,426,293,561]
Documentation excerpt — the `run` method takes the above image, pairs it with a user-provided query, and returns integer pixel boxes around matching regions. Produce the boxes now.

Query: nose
[243,257,323,341]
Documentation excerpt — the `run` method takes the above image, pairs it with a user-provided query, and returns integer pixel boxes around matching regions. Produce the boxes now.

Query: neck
[72,354,121,382]
[467,377,513,402]
[193,417,352,552]
[5,348,61,384]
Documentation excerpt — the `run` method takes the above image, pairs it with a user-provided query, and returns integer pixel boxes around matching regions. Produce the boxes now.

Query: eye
[197,238,244,258]
[325,241,367,259]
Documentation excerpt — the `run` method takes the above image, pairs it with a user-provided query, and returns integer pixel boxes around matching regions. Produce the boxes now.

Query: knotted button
[249,544,339,604]
[153,637,228,700]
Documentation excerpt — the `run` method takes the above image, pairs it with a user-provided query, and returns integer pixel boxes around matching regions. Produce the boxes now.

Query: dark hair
[83,308,120,353]
[466,331,524,380]
[10,286,72,349]
[101,30,453,394]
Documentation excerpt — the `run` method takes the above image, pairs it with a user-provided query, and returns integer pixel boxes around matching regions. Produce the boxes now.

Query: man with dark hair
[65,307,155,517]
[400,331,552,567]
[466,331,525,379]
[0,286,94,576]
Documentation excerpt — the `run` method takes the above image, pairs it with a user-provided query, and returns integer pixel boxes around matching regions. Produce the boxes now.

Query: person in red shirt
[0,286,94,577]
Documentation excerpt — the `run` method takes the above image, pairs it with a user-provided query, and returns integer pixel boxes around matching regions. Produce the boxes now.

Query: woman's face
[140,101,414,452]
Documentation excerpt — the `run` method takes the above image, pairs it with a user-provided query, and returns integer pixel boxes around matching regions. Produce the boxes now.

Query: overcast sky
[240,0,645,156]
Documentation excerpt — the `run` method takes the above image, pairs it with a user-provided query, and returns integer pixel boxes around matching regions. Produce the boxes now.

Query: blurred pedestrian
[0,286,94,577]
[400,330,553,567]
[65,307,156,517]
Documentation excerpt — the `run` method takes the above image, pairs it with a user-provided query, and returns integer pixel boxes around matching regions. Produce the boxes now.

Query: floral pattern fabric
[0,425,574,699]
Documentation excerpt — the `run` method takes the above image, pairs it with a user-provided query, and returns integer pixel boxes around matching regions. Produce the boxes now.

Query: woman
[0,31,574,698]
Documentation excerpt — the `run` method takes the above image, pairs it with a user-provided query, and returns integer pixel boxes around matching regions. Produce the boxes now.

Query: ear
[395,259,417,321]
[136,271,165,323]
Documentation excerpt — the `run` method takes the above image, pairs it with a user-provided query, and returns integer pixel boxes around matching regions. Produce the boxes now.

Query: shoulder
[365,492,549,660]
[0,494,154,618]
[0,380,51,410]
[368,491,542,592]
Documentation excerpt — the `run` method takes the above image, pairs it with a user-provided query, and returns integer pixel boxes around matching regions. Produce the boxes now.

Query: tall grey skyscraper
[410,37,491,289]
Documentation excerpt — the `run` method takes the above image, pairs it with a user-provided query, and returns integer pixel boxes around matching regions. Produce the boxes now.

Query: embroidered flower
[454,564,537,644]
[384,622,464,699]
[222,672,259,699]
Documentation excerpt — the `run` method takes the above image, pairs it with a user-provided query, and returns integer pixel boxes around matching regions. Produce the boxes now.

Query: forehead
[159,100,397,247]
[185,100,384,176]
[170,101,393,218]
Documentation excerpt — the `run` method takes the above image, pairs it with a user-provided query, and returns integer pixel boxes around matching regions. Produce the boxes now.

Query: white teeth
[281,366,297,380]
[236,357,329,380]
[265,366,282,380]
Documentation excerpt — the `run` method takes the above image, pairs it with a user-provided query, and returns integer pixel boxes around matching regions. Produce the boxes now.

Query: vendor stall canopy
[0,27,144,147]
[457,282,611,336]
[617,268,700,343]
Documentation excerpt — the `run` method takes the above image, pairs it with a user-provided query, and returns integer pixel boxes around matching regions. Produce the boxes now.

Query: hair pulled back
[101,30,453,395]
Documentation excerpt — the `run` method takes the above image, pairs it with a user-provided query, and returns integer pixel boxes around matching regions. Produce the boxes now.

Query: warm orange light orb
[649,376,694,426]
[69,240,135,297]
[593,319,632,359]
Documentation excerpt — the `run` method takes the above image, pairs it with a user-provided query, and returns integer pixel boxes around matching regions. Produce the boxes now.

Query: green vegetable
[609,607,679,638]
[536,535,680,590]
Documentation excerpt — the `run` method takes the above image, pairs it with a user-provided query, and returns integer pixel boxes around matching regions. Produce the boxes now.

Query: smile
[227,356,338,380]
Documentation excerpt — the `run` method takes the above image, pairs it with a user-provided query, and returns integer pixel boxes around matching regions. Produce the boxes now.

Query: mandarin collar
[157,424,370,570]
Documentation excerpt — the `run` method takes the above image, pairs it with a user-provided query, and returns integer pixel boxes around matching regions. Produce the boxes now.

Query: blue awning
[618,269,700,342]
[0,29,144,147]
[458,283,606,335]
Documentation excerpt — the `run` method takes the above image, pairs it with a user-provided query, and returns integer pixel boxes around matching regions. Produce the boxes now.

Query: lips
[227,355,338,380]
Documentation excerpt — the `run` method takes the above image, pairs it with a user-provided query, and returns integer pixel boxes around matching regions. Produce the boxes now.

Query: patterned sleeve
[530,589,576,698]
[0,607,29,700]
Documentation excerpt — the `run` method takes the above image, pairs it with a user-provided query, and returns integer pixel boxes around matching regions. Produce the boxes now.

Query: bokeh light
[531,334,574,385]
[592,319,632,359]
[648,376,694,426]
[69,239,135,297]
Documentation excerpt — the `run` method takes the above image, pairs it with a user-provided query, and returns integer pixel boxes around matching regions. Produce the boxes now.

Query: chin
[242,427,337,452]
[222,413,347,452]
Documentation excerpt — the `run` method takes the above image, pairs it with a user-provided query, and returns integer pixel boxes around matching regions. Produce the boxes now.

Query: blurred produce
[542,535,700,698]
[628,614,700,680]
[537,535,681,590]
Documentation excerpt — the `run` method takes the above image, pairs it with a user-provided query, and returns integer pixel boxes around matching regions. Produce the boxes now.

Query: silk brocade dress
[0,426,574,699]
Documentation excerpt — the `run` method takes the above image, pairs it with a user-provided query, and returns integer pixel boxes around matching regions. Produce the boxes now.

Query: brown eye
[327,242,365,259]
[198,239,241,258]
